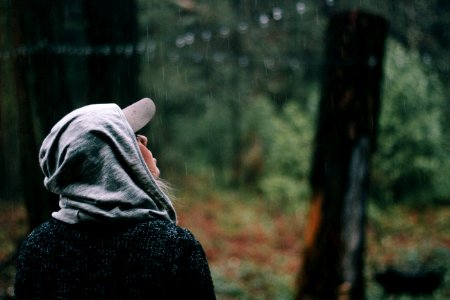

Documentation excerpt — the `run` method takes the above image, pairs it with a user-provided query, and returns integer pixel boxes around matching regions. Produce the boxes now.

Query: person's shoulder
[24,218,64,238]
[18,218,66,252]
[132,219,200,245]
[136,219,194,237]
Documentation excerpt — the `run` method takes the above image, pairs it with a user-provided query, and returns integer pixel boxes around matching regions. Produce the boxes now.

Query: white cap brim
[122,98,156,132]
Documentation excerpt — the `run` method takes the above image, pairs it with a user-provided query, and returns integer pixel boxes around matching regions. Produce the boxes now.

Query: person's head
[121,98,160,178]
[39,98,177,224]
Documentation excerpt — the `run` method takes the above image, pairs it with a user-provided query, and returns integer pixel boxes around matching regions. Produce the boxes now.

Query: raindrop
[238,21,249,33]
[288,57,301,70]
[264,57,275,69]
[124,44,134,57]
[169,52,180,62]
[75,47,85,56]
[68,46,78,56]
[213,52,226,63]
[37,39,48,49]
[16,46,27,55]
[201,30,212,42]
[84,46,93,56]
[6,286,14,298]
[100,46,111,55]
[192,52,204,63]
[395,55,405,67]
[175,36,186,48]
[1,51,10,60]
[147,40,156,52]
[259,14,269,28]
[53,45,64,54]
[146,42,156,62]
[136,42,146,54]
[296,2,306,15]
[422,53,432,65]
[273,7,283,21]
[115,45,124,55]
[368,56,377,68]
[184,32,195,45]
[219,26,230,38]
[47,44,55,55]
[238,56,249,67]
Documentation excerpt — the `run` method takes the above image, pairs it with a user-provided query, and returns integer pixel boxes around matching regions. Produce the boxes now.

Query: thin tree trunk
[296,11,388,300]
[0,2,6,196]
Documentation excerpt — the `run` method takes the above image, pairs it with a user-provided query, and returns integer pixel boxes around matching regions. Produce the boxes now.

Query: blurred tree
[337,0,450,153]
[0,1,7,195]
[10,0,140,230]
[12,0,69,229]
[296,11,388,300]
[0,2,22,199]
[83,0,140,104]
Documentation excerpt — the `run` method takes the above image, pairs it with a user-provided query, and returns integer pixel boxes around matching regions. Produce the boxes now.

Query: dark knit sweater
[15,218,216,299]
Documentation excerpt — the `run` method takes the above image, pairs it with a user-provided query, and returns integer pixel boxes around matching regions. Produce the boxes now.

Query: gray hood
[39,103,177,224]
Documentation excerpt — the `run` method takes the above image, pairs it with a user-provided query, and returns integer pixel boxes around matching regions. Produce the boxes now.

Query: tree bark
[296,11,388,300]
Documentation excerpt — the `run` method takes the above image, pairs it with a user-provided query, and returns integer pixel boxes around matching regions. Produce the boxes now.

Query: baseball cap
[122,98,156,132]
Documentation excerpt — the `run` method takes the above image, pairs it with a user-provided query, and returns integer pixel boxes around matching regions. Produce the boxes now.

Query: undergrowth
[0,182,449,299]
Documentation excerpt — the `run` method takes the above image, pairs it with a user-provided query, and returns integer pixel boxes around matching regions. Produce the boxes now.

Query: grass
[0,179,449,299]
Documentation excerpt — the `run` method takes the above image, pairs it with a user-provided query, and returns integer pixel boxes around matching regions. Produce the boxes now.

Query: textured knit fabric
[39,103,177,224]
[15,218,216,299]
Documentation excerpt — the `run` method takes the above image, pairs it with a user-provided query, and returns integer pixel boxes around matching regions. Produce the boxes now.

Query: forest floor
[174,179,450,299]
[0,181,449,299]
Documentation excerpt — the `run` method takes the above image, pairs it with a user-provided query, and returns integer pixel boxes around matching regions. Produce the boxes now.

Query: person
[14,98,216,299]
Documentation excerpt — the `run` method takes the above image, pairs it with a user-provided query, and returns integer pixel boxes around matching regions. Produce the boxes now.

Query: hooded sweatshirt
[15,104,216,299]
[39,103,177,224]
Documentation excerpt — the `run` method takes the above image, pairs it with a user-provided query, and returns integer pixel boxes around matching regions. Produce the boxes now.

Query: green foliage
[240,97,316,209]
[372,39,450,204]
[167,96,235,173]
[134,1,450,209]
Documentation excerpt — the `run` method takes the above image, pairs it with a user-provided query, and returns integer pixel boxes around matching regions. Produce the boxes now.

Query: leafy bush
[241,97,315,210]
[372,39,450,204]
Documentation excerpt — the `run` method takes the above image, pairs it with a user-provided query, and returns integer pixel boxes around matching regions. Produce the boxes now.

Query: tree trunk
[0,2,6,196]
[11,0,139,229]
[296,11,388,300]
[83,0,139,105]
[11,0,71,230]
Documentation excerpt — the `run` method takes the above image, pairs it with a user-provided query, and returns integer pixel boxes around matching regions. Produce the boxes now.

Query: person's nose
[136,134,148,146]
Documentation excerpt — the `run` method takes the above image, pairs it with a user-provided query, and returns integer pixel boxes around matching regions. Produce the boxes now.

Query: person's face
[136,134,160,178]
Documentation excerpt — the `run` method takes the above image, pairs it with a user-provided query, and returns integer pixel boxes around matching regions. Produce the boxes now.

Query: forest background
[0,0,449,299]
